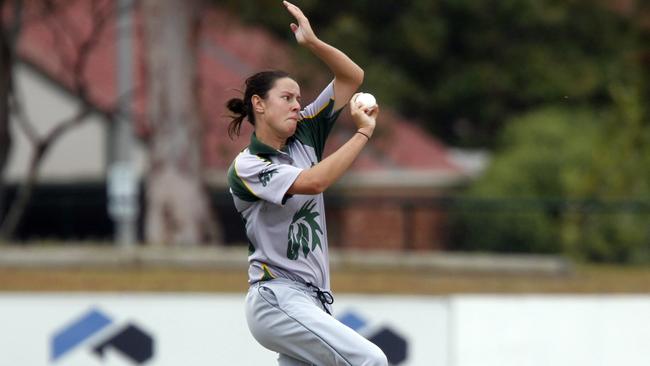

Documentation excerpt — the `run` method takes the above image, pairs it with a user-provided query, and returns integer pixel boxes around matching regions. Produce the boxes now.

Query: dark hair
[226,70,291,139]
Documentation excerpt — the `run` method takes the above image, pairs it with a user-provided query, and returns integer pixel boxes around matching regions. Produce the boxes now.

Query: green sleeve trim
[294,99,342,161]
[227,159,260,203]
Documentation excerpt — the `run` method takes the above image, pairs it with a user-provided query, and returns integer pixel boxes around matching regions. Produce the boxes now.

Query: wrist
[356,127,374,139]
[357,127,375,136]
[303,37,323,50]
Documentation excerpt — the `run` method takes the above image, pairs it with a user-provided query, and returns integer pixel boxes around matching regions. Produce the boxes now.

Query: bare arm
[283,1,363,110]
[288,94,378,195]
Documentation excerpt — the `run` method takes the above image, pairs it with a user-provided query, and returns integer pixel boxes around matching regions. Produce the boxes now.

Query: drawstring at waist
[306,283,334,315]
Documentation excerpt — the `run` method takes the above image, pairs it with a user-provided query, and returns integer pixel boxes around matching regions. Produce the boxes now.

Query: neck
[255,124,285,151]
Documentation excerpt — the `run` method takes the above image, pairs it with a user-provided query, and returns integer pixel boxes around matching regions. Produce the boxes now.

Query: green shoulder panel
[294,99,343,161]
[227,158,259,203]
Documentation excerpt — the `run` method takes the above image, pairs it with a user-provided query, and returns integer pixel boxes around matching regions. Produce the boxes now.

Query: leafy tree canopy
[215,0,643,147]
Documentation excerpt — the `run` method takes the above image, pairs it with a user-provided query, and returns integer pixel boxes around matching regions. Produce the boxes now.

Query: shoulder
[299,81,338,121]
[230,150,271,175]
[300,99,335,122]
[228,150,264,202]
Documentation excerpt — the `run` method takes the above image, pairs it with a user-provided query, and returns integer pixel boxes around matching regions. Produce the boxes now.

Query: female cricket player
[226,2,386,365]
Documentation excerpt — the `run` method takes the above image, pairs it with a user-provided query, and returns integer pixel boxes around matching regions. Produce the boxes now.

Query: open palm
[283,1,316,45]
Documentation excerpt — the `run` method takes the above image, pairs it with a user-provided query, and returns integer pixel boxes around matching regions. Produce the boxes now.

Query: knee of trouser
[365,346,388,366]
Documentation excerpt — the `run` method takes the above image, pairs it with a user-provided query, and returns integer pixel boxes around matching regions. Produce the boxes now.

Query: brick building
[9,1,483,249]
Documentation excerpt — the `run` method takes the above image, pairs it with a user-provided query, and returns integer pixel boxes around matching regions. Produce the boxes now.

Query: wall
[6,63,146,182]
[327,196,449,251]
[1,293,648,366]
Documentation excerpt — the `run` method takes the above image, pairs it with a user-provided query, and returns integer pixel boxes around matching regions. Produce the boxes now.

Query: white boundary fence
[1,293,649,366]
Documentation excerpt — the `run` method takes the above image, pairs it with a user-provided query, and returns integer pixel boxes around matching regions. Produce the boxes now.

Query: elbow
[352,67,364,86]
[290,175,329,195]
[302,170,330,194]
[306,177,328,195]
[341,66,364,88]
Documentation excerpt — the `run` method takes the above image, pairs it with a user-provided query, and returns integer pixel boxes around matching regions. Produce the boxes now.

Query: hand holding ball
[355,92,377,110]
[350,92,378,135]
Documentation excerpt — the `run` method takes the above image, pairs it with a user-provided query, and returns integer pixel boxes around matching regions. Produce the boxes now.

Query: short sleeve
[230,154,302,206]
[294,81,343,161]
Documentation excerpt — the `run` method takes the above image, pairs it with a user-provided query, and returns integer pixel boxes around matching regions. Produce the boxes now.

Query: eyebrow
[281,91,301,99]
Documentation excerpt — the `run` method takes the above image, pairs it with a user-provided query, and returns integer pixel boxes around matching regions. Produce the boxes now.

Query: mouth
[287,119,298,133]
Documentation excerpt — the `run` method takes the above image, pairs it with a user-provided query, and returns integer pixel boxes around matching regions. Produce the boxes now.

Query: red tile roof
[13,0,465,183]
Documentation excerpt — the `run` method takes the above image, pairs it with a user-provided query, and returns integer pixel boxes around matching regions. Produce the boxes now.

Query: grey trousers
[245,278,388,366]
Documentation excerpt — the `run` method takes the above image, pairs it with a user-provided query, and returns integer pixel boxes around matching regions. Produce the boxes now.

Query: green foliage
[559,82,650,263]
[213,0,650,262]
[214,0,638,147]
[452,89,650,263]
[451,106,601,254]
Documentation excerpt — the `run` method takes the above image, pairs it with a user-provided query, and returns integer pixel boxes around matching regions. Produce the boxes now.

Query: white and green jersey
[228,82,342,291]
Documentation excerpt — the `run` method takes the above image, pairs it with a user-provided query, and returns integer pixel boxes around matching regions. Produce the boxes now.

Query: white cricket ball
[355,92,377,109]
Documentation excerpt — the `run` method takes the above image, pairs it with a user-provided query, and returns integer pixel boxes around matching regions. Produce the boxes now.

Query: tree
[559,81,650,263]
[0,0,221,245]
[217,0,638,147]
[449,3,650,264]
[0,0,114,240]
[0,0,14,228]
[450,89,650,264]
[449,107,602,255]
[142,0,218,245]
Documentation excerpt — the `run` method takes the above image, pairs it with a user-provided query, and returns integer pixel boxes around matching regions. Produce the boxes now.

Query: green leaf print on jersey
[258,168,278,187]
[287,199,323,260]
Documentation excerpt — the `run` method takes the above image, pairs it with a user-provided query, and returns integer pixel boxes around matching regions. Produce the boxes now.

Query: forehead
[272,77,300,94]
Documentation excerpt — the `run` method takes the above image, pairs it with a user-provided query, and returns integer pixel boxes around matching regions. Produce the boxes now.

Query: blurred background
[0,0,649,365]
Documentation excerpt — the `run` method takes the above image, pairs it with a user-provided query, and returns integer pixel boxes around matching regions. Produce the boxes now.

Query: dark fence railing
[2,183,649,257]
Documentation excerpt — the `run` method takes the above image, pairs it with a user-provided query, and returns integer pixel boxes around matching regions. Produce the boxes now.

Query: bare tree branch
[73,0,114,93]
[8,92,38,144]
[0,0,22,236]
[42,104,93,148]
[1,0,125,241]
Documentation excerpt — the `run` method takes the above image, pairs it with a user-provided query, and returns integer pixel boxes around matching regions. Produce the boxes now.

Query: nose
[291,100,300,111]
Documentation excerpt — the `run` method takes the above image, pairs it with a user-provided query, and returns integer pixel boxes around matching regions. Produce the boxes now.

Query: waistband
[254,277,334,315]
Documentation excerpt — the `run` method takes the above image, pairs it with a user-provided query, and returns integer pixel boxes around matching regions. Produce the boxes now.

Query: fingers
[366,105,379,118]
[350,93,379,116]
[283,1,318,46]
[360,105,377,117]
[283,1,304,19]
[284,2,304,34]
[349,93,363,111]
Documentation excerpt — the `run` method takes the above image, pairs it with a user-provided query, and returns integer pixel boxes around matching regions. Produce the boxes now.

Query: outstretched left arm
[283,1,364,110]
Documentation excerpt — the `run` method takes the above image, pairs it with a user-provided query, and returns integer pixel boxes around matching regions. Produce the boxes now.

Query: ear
[251,95,265,114]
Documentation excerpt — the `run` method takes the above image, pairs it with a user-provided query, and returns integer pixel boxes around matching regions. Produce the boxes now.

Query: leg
[246,281,387,366]
[278,353,311,366]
